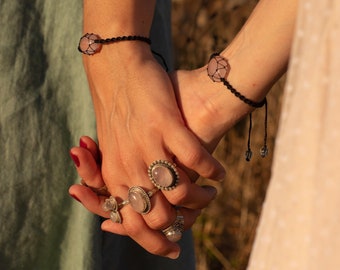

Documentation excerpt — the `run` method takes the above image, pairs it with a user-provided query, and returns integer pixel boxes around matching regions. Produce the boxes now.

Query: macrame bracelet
[207,53,268,161]
[78,33,151,55]
[77,33,168,71]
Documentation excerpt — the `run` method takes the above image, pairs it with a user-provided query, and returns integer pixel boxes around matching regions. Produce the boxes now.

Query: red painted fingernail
[70,152,80,167]
[70,194,81,203]
[79,138,88,149]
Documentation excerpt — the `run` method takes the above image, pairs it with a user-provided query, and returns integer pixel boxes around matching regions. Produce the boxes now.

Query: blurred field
[171,1,285,269]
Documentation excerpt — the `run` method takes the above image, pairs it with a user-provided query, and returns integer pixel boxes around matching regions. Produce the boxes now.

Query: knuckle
[180,148,203,169]
[166,187,188,206]
[201,163,218,179]
[123,220,141,238]
[146,211,173,230]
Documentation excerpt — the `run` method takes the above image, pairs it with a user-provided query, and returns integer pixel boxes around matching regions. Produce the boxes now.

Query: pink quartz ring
[78,33,102,55]
[128,186,158,215]
[148,160,179,191]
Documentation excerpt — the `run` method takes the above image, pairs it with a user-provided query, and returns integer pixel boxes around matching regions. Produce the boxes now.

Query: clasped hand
[69,46,232,259]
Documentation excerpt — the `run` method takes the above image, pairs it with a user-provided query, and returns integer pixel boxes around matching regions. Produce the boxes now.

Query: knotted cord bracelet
[78,33,151,55]
[207,52,268,161]
[78,33,168,71]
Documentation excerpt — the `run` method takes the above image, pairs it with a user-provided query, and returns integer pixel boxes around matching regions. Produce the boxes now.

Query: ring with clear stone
[102,196,129,224]
[148,160,179,191]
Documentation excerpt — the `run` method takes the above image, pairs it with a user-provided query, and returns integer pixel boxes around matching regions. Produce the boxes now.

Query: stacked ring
[148,160,179,191]
[80,179,111,197]
[162,209,184,242]
[102,196,129,223]
[128,186,158,215]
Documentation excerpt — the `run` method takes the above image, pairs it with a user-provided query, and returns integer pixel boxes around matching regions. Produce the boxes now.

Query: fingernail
[167,250,180,259]
[203,185,218,199]
[70,193,81,203]
[217,171,226,182]
[209,186,218,198]
[211,188,217,198]
[70,152,80,167]
[79,138,88,149]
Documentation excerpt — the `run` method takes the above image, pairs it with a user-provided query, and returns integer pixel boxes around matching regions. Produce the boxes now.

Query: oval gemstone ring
[128,186,158,215]
[148,160,179,191]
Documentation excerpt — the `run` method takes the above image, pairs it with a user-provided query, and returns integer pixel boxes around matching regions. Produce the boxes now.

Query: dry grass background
[171,1,285,269]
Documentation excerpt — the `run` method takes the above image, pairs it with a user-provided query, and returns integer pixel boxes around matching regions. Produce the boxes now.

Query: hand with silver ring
[81,25,225,208]
[80,3,228,258]
[70,132,219,222]
[68,136,203,258]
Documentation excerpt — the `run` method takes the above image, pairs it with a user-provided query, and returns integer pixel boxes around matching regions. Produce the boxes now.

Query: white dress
[248,0,340,269]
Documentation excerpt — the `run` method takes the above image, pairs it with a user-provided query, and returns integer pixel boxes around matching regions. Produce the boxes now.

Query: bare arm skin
[80,0,225,258]
[73,0,298,258]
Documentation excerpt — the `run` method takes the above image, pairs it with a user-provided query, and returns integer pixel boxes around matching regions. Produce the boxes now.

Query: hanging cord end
[207,53,269,161]
[260,146,269,158]
[244,98,269,161]
[245,113,253,161]
[260,99,269,158]
[245,149,253,162]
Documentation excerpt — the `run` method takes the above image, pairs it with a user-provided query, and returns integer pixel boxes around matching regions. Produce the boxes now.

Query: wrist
[218,49,282,104]
[83,0,156,37]
[195,65,252,135]
[173,52,272,150]
[194,51,273,158]
[172,67,250,151]
[82,41,156,112]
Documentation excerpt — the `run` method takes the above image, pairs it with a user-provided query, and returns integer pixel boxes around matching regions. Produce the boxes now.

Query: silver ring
[128,186,158,215]
[148,160,179,191]
[80,179,111,197]
[102,196,129,223]
[162,209,184,242]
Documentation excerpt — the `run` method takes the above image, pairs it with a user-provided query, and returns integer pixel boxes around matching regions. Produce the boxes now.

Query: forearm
[211,0,297,136]
[78,0,226,258]
[173,0,298,149]
[80,0,224,198]
[221,0,298,102]
[83,0,156,36]
[81,0,159,130]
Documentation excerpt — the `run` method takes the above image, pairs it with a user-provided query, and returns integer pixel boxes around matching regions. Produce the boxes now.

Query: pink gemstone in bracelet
[207,54,230,82]
[78,33,102,55]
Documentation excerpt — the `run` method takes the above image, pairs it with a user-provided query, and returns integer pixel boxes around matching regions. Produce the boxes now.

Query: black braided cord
[95,36,168,71]
[93,36,168,71]
[78,33,168,71]
[221,78,266,108]
[208,53,268,161]
[94,35,151,45]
